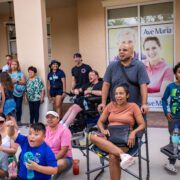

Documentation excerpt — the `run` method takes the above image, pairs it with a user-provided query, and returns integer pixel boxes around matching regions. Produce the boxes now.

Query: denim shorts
[58,157,73,174]
[64,157,73,171]
[50,88,63,97]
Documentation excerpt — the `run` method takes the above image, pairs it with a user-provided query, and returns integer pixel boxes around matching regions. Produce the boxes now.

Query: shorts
[50,88,63,97]
[64,157,73,171]
[54,157,73,178]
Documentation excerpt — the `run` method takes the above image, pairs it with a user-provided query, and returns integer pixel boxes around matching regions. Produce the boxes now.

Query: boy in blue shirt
[162,62,180,173]
[7,120,58,180]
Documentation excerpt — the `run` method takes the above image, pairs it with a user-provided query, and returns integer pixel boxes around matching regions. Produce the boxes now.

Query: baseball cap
[46,111,59,118]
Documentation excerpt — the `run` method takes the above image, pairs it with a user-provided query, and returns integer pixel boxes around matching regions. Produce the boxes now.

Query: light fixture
[6,1,15,33]
[8,1,13,21]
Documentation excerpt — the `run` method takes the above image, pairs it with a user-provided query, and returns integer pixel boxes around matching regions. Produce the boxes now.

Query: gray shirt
[104,57,150,106]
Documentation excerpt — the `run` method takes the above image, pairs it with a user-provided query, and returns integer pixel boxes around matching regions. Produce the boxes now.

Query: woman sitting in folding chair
[90,84,145,180]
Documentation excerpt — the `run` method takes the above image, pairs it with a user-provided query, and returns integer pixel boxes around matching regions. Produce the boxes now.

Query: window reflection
[108,7,138,26]
[140,2,173,23]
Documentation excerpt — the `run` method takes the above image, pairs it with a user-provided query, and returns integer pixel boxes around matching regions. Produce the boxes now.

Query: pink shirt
[45,124,72,158]
[143,59,173,93]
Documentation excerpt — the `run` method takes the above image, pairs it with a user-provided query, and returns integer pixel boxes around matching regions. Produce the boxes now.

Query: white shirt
[2,64,9,72]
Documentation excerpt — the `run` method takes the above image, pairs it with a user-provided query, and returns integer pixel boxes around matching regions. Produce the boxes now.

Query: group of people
[0,55,45,125]
[0,40,179,180]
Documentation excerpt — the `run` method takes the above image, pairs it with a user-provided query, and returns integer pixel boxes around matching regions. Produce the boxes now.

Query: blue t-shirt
[48,69,65,90]
[15,134,57,180]
[9,71,26,97]
[162,82,180,119]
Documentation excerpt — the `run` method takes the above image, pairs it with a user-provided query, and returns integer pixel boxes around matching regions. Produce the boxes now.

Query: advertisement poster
[108,24,174,110]
[141,24,174,110]
[108,27,138,62]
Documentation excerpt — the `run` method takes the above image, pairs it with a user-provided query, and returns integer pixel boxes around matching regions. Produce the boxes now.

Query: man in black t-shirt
[71,53,92,92]
[61,70,102,127]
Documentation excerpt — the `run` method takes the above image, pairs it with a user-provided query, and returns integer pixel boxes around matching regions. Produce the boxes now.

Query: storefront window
[7,22,52,59]
[140,2,173,24]
[107,1,174,110]
[107,7,138,26]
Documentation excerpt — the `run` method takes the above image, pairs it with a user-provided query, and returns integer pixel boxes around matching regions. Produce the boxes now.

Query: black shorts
[50,88,63,97]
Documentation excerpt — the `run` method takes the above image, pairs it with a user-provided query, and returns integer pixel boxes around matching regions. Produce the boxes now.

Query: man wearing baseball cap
[71,53,92,94]
[45,111,72,178]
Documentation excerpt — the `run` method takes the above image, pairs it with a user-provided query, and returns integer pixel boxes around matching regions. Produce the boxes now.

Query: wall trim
[102,0,168,7]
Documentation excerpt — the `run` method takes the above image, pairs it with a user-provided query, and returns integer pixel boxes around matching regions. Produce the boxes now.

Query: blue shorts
[50,88,63,97]
[62,157,73,172]
[54,157,72,178]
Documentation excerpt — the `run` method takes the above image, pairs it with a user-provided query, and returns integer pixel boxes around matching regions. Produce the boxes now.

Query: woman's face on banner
[144,40,161,61]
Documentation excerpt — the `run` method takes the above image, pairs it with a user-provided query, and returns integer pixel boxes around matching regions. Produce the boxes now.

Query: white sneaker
[120,154,136,169]
[164,163,177,173]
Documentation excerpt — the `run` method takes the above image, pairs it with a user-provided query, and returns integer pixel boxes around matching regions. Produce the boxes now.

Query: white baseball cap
[46,111,59,118]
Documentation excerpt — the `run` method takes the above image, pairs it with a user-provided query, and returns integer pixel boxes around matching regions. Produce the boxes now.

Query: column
[13,0,51,123]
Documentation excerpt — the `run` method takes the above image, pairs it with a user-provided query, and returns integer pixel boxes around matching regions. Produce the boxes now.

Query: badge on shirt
[81,68,87,74]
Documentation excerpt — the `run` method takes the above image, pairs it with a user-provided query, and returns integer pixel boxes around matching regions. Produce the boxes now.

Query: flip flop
[164,163,177,174]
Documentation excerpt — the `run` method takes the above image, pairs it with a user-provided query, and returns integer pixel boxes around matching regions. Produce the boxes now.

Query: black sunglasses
[119,48,128,52]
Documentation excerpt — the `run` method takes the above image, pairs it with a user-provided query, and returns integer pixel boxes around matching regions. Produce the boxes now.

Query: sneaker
[164,163,177,174]
[120,154,136,169]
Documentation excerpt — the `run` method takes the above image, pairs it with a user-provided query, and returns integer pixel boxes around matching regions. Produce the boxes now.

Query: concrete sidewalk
[58,128,180,180]
[18,127,180,180]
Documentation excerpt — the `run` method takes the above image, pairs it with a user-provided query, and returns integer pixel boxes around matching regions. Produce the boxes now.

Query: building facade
[0,0,179,121]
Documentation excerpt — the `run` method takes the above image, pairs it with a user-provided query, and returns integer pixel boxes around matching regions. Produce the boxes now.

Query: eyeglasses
[119,48,128,52]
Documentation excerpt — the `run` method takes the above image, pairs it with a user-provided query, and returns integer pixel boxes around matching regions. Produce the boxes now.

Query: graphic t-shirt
[15,134,57,180]
[48,69,65,90]
[162,82,180,119]
[71,64,92,89]
[9,71,26,97]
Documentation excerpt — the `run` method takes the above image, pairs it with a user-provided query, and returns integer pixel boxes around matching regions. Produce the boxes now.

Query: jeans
[13,96,23,122]
[29,101,41,124]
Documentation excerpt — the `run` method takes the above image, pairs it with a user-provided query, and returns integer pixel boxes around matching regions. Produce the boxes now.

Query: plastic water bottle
[8,156,18,178]
[83,99,89,110]
[171,124,180,156]
[24,152,34,179]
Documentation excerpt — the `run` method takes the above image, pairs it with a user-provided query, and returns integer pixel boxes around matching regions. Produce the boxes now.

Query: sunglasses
[0,121,4,124]
[119,48,128,52]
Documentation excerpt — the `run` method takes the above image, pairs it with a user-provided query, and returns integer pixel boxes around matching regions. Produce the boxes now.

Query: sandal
[164,163,177,174]
[120,154,136,169]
